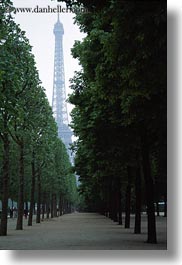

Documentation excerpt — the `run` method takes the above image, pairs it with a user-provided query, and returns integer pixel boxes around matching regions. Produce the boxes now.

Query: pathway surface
[0,213,167,250]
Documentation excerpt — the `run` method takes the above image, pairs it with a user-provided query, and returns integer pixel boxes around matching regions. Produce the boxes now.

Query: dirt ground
[0,212,167,250]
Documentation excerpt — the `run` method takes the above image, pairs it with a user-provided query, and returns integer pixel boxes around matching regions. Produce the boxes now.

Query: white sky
[12,0,85,122]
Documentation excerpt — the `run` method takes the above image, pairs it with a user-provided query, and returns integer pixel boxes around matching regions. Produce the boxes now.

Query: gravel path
[0,212,167,250]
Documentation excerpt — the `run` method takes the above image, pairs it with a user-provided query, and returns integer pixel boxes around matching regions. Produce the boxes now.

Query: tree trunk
[33,202,36,215]
[134,166,141,234]
[53,194,57,217]
[112,190,118,222]
[118,188,123,225]
[141,131,157,243]
[51,194,57,217]
[164,192,167,217]
[108,185,113,220]
[16,142,24,230]
[125,166,131,228]
[64,200,68,214]
[36,169,41,223]
[46,195,50,219]
[24,202,28,219]
[28,151,36,226]
[0,132,10,236]
[156,201,160,217]
[108,180,118,222]
[59,194,63,216]
[41,193,46,220]
[109,194,116,221]
[11,199,14,209]
[51,194,54,218]
[104,177,110,218]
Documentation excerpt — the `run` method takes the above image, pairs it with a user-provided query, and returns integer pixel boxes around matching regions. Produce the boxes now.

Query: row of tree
[64,0,167,244]
[0,0,77,236]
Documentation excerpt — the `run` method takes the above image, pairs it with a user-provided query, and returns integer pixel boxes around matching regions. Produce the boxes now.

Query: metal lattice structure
[52,14,72,160]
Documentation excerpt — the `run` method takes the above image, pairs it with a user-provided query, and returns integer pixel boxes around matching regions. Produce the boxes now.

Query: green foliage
[68,1,167,211]
[0,0,77,210]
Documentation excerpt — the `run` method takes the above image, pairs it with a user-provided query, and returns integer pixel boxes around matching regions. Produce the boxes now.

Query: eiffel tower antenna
[57,10,60,21]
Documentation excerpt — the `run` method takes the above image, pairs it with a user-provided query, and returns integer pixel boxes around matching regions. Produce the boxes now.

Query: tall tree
[68,0,166,244]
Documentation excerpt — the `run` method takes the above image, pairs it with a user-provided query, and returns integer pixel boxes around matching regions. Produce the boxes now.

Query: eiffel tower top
[54,12,64,35]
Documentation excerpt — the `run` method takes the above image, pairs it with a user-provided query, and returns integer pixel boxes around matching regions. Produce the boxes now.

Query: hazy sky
[12,0,85,122]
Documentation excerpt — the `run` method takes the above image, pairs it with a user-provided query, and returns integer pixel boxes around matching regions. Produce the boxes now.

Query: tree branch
[0,132,5,141]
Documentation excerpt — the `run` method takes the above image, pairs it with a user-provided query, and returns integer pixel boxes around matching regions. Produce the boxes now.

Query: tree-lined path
[0,213,166,250]
[0,0,167,249]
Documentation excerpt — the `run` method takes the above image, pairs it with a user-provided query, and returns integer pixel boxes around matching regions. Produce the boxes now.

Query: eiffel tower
[52,14,72,161]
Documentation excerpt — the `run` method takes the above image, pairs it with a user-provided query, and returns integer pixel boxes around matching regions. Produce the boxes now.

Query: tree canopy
[0,0,77,236]
[67,0,167,244]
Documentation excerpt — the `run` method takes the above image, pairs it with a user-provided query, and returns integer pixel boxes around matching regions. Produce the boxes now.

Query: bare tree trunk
[125,166,131,228]
[16,142,24,230]
[53,194,57,217]
[36,169,41,223]
[51,194,54,218]
[108,182,113,220]
[104,177,110,218]
[28,150,36,226]
[0,131,10,236]
[118,188,123,225]
[156,201,160,216]
[59,194,63,216]
[46,194,50,219]
[164,192,167,217]
[41,193,46,220]
[141,130,157,243]
[112,189,118,222]
[134,166,141,234]
[108,179,118,222]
